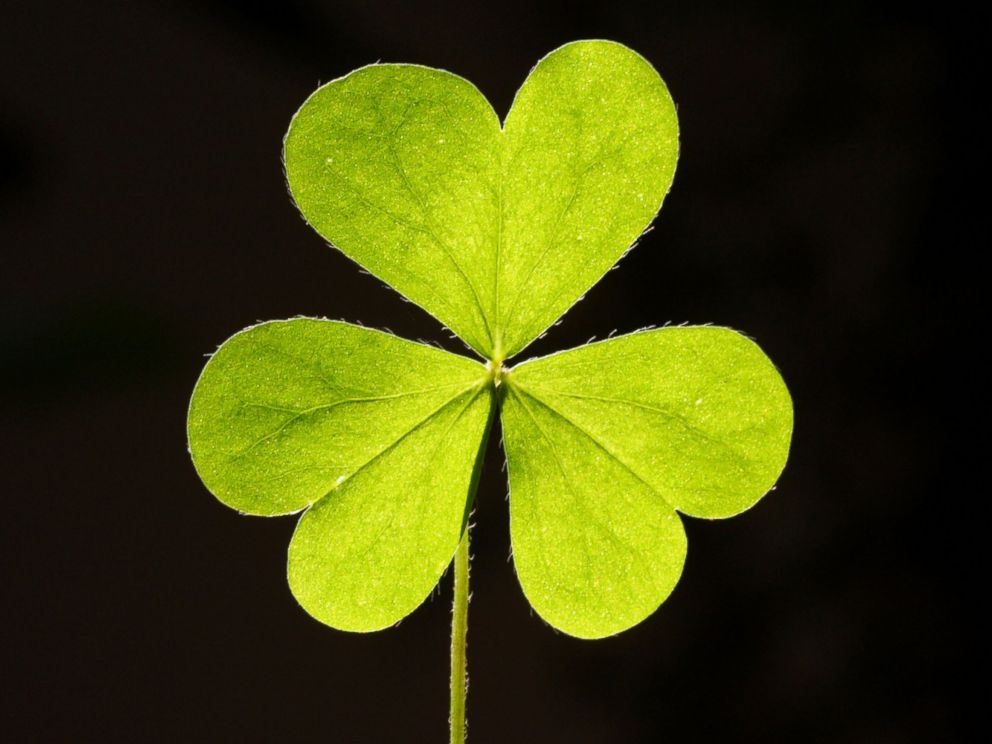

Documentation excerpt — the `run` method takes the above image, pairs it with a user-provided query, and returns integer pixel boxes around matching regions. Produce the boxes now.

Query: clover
[188,39,792,737]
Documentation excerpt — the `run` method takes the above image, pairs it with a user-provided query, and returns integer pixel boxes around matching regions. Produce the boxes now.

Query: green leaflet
[188,319,494,630]
[284,40,678,361]
[501,327,792,638]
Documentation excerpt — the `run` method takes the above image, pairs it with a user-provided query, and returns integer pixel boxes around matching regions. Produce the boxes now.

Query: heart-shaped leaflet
[284,40,678,361]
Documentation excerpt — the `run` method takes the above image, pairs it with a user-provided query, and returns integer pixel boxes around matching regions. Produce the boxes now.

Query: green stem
[450,528,470,743]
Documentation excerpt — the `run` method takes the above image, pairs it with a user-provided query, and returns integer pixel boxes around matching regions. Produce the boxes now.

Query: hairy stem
[450,528,470,743]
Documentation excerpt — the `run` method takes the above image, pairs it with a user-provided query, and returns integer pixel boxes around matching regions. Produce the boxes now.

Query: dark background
[2,2,969,741]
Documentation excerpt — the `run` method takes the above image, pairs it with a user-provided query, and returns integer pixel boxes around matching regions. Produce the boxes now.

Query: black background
[2,2,969,742]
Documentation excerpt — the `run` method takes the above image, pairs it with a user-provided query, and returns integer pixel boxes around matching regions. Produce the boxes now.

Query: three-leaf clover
[188,40,792,641]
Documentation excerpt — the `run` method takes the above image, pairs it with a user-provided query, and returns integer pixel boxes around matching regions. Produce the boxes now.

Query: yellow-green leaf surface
[284,40,678,361]
[190,41,795,640]
[501,327,792,638]
[188,319,493,630]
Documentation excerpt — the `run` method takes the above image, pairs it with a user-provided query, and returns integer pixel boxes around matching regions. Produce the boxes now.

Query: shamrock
[188,40,792,641]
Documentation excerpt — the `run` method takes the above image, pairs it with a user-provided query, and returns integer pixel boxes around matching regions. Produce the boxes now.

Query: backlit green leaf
[284,40,678,361]
[188,319,494,630]
[191,42,795,643]
[501,327,792,637]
